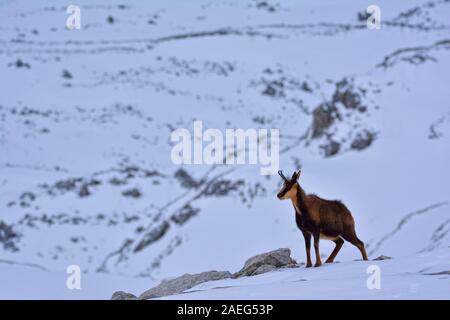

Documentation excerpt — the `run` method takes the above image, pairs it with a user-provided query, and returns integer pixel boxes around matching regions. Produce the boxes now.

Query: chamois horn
[278,170,288,182]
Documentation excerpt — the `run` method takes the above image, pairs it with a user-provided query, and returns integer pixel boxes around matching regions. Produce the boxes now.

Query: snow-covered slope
[1,0,449,299]
[163,248,450,300]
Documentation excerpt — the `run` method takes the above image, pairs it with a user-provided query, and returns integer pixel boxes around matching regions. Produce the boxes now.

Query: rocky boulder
[111,291,138,300]
[139,270,231,300]
[373,255,392,261]
[232,248,297,278]
[112,248,298,300]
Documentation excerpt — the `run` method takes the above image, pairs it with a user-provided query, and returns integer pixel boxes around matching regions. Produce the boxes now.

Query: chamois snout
[277,185,293,200]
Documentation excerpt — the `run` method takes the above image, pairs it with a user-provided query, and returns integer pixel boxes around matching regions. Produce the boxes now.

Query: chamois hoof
[314,262,322,267]
[305,264,312,268]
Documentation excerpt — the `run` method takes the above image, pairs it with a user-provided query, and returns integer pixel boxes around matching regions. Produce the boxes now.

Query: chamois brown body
[277,170,368,267]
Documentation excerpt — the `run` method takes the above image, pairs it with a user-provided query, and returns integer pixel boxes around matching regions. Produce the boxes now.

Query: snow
[164,248,450,300]
[1,0,449,299]
[0,260,154,299]
[1,248,448,299]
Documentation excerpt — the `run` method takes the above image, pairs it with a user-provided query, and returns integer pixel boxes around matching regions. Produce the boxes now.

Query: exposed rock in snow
[133,221,171,253]
[111,291,138,300]
[311,103,338,139]
[232,248,298,278]
[350,130,376,151]
[121,188,142,199]
[139,270,232,300]
[174,168,204,189]
[251,264,278,275]
[320,140,341,158]
[373,255,392,261]
[0,221,19,252]
[170,204,200,225]
[422,270,450,276]
[132,248,297,299]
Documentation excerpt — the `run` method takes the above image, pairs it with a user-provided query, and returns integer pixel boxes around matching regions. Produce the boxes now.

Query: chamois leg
[355,237,368,261]
[325,237,344,263]
[302,231,312,268]
[342,230,368,261]
[313,232,322,267]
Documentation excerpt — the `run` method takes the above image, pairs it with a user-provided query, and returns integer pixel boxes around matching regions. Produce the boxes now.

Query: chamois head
[277,170,301,200]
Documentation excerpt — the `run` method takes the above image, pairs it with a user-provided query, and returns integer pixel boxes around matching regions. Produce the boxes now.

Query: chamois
[277,169,368,267]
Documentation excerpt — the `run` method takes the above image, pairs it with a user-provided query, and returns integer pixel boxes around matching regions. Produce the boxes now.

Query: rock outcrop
[373,255,392,261]
[232,248,298,278]
[111,248,299,300]
[111,291,138,300]
[138,270,232,300]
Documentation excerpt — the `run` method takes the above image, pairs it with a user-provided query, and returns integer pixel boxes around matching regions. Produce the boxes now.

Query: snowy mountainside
[0,0,450,298]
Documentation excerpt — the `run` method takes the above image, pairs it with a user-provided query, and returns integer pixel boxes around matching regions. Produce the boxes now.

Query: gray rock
[321,140,341,158]
[232,248,297,278]
[133,221,170,253]
[0,221,19,252]
[422,270,450,276]
[122,188,142,198]
[174,168,204,189]
[171,204,200,225]
[252,264,278,276]
[350,130,376,151]
[311,103,338,138]
[373,255,392,261]
[111,291,138,300]
[139,270,231,300]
